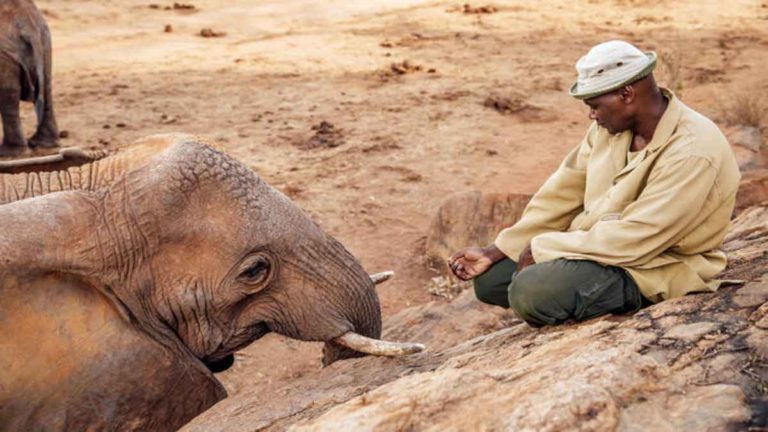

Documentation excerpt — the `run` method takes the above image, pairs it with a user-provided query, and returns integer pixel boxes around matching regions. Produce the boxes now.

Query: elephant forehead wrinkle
[154,141,319,240]
[166,141,268,215]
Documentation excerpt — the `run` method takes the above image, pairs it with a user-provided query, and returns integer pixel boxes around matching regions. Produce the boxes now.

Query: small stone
[662,322,721,343]
[749,302,768,328]
[172,2,196,10]
[733,278,768,308]
[58,130,69,138]
[200,28,226,38]
[164,24,173,33]
[744,327,768,357]
[160,115,178,124]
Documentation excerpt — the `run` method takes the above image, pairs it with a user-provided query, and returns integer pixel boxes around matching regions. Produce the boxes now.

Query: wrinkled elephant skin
[0,134,383,430]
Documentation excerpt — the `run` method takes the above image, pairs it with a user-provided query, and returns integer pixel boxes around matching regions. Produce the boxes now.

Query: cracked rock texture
[185,203,768,432]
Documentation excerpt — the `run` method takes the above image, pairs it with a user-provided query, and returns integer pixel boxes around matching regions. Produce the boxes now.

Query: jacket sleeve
[531,154,718,267]
[493,126,593,261]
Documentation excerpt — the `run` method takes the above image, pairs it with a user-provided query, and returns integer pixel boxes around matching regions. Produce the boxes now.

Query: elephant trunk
[0,148,106,174]
[0,152,99,204]
[0,135,180,204]
[321,270,424,365]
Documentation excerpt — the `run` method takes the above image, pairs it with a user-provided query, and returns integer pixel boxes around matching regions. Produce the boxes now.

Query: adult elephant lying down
[0,134,423,431]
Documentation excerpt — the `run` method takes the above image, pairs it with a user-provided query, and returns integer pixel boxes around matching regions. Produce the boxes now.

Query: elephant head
[0,134,422,429]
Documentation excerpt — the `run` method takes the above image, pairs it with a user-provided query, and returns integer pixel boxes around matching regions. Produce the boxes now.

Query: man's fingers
[448,254,482,281]
[448,250,465,264]
[455,265,476,281]
[449,261,465,279]
[450,258,467,271]
[455,269,470,281]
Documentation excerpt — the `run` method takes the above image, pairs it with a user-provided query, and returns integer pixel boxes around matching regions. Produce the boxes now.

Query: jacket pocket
[599,213,621,222]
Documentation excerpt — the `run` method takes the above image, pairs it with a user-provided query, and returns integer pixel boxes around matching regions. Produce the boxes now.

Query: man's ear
[618,85,635,104]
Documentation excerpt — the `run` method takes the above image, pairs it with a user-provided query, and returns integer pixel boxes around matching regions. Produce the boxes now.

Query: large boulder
[735,169,768,216]
[287,274,766,431]
[425,191,531,273]
[726,126,768,216]
[184,204,768,432]
[727,125,767,172]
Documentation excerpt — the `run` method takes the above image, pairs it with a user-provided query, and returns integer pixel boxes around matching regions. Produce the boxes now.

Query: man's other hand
[448,245,505,281]
[517,243,535,272]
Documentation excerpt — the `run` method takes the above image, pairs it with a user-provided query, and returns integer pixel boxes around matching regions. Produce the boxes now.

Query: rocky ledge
[184,202,768,431]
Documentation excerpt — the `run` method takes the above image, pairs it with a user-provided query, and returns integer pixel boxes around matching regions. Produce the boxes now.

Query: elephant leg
[29,30,59,149]
[0,56,27,156]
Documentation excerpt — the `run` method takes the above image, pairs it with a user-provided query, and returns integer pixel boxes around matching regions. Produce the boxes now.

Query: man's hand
[517,243,535,272]
[448,245,506,281]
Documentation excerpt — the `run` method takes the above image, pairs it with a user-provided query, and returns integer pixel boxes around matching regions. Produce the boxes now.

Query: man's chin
[598,123,620,135]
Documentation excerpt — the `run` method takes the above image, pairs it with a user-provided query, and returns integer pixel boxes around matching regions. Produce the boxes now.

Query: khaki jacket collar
[613,88,681,180]
[645,88,682,154]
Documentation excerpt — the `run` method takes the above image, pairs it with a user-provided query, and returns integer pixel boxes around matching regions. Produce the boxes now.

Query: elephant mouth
[203,321,271,373]
[204,354,235,373]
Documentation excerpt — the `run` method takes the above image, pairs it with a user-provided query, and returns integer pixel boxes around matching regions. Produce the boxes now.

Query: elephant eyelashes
[237,256,272,288]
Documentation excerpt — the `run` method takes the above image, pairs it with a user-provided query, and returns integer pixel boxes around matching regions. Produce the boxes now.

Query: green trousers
[474,258,646,327]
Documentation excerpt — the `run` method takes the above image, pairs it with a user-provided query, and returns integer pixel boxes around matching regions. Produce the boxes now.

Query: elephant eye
[238,256,271,287]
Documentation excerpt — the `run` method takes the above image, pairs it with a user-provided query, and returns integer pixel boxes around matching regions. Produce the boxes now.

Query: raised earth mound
[184,201,768,431]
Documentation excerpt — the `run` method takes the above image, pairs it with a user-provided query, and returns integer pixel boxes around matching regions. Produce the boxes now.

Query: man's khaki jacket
[495,90,741,302]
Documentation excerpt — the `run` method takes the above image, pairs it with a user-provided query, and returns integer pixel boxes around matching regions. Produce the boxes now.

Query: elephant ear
[0,272,227,431]
[0,147,108,174]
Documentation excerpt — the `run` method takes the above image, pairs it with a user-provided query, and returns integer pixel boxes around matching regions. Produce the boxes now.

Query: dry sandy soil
[6,0,768,428]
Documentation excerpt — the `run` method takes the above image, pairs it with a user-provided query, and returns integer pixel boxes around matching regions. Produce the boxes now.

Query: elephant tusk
[369,271,394,285]
[333,331,425,356]
[0,152,67,170]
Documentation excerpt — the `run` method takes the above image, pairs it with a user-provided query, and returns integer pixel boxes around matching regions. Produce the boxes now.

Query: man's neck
[630,91,669,152]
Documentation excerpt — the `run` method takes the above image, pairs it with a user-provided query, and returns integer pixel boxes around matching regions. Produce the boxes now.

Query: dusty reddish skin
[0,134,381,430]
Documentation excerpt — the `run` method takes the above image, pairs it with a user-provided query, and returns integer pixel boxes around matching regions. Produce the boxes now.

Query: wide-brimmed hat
[569,40,657,100]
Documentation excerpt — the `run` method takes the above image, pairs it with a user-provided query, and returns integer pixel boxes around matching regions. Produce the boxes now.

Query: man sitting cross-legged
[449,40,741,327]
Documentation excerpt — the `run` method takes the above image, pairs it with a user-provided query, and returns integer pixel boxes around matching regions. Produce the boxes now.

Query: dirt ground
[9,0,768,423]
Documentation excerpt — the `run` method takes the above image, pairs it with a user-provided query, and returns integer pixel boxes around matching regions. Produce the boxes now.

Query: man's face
[584,90,632,134]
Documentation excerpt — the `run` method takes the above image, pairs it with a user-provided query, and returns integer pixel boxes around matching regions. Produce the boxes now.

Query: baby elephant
[0,134,424,430]
[0,0,59,156]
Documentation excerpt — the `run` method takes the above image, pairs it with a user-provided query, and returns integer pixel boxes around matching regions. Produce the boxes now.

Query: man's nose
[588,109,597,121]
